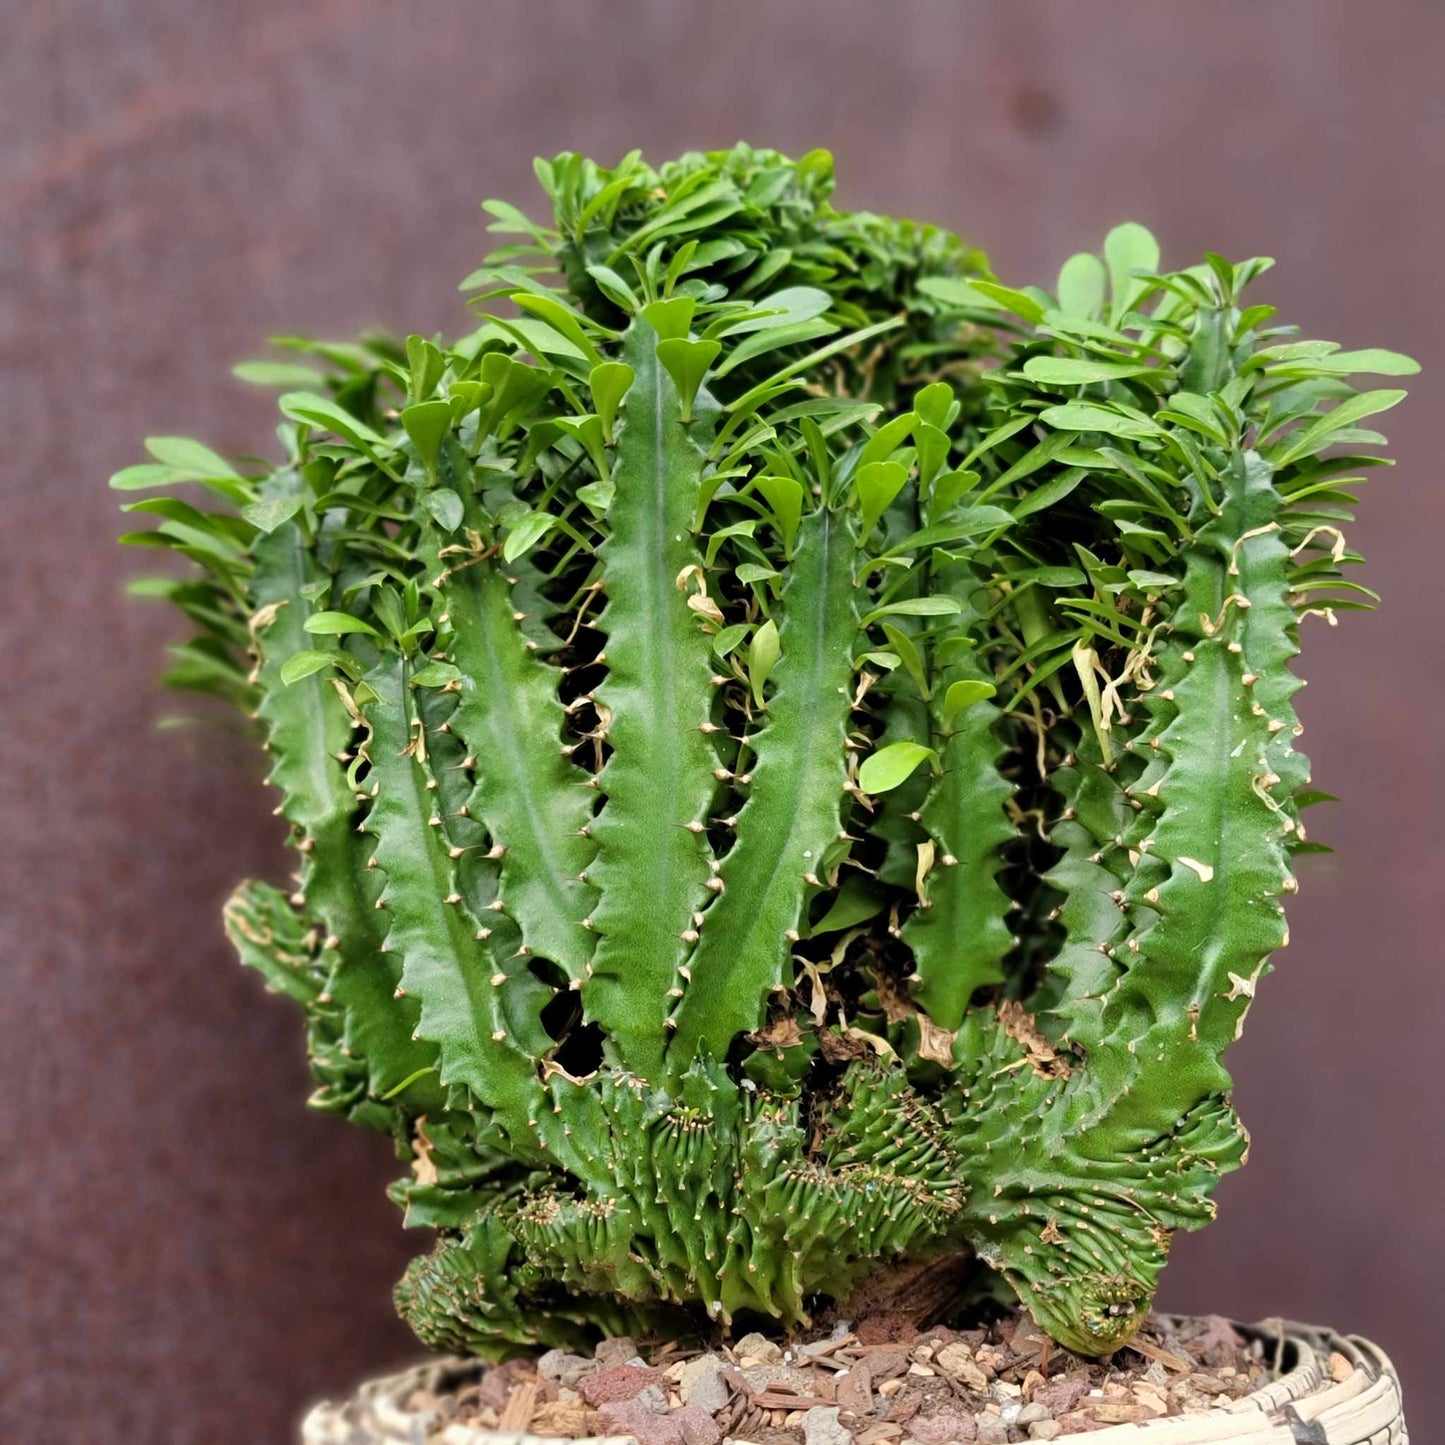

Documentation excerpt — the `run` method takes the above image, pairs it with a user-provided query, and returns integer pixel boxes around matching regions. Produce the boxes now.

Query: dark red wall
[3,4,1441,1439]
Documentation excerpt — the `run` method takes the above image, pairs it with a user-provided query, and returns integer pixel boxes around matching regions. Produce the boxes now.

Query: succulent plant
[116,144,1414,1357]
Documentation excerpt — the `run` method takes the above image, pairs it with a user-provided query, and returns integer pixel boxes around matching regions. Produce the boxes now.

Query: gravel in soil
[400,1311,1279,1442]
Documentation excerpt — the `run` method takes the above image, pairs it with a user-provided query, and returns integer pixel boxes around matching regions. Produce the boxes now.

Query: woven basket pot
[299,1318,1406,1445]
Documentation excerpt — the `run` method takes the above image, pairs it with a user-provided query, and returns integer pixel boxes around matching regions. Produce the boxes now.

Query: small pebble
[802,1404,853,1445]
[735,1331,783,1365]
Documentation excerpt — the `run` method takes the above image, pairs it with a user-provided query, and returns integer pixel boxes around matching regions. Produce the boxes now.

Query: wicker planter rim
[300,1317,1406,1445]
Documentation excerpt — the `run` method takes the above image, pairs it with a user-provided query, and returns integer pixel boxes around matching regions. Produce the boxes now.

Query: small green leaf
[881,623,928,698]
[855,460,909,540]
[808,877,887,936]
[144,436,238,477]
[1006,565,1087,588]
[232,360,325,387]
[1127,568,1178,589]
[717,286,832,336]
[882,509,1014,556]
[588,361,635,443]
[712,623,750,659]
[405,335,446,405]
[242,495,304,533]
[747,618,781,707]
[941,679,997,724]
[586,264,639,311]
[737,562,780,586]
[967,281,1047,324]
[856,412,917,472]
[280,649,339,685]
[656,338,721,423]
[1270,389,1407,468]
[859,740,937,794]
[1290,348,1419,377]
[513,293,604,367]
[109,463,189,491]
[642,295,696,342]
[1040,403,1161,440]
[913,382,956,431]
[919,276,1045,323]
[860,596,962,628]
[502,510,558,563]
[279,393,388,449]
[1103,222,1160,319]
[1012,469,1085,520]
[928,469,980,521]
[423,488,464,532]
[410,661,463,687]
[1021,356,1153,385]
[917,275,992,308]
[1055,252,1107,317]
[304,611,380,638]
[402,400,453,476]
[577,477,615,514]
[754,473,805,555]
[711,318,836,378]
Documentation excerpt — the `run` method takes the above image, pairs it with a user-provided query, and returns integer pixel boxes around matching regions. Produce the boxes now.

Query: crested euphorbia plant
[115,146,1414,1357]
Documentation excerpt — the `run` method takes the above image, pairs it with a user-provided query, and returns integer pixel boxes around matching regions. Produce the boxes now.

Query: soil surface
[395,1310,1319,1443]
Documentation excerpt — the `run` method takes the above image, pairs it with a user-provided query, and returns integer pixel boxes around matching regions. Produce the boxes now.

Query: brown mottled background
[3,2,1441,1440]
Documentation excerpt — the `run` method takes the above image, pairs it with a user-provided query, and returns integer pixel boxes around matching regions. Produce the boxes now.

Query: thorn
[444,892,462,905]
[490,972,506,986]
[393,986,406,999]
[487,843,506,859]
[705,877,724,893]
[488,899,505,913]
[476,927,492,939]
[683,820,705,834]
[491,1030,507,1042]
[580,917,594,930]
